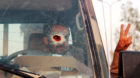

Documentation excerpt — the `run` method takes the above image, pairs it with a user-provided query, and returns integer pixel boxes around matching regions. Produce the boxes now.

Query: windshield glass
[0,0,94,78]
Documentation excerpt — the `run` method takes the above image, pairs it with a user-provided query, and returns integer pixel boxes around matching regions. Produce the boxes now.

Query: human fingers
[120,24,124,39]
[124,24,131,36]
[121,36,132,50]
[127,36,132,42]
[124,41,132,50]
[125,36,132,47]
[126,41,132,46]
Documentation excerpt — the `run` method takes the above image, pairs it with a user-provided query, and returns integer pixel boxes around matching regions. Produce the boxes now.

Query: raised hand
[115,24,132,52]
[111,24,132,77]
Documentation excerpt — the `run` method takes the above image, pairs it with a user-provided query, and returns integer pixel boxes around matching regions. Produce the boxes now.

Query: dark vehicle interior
[0,0,94,78]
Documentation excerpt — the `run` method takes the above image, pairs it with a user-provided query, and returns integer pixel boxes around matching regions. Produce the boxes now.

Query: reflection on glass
[0,24,3,56]
[0,23,93,78]
[8,24,24,55]
[0,0,95,77]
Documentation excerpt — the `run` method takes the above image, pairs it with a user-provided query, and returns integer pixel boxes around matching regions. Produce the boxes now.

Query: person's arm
[111,24,132,77]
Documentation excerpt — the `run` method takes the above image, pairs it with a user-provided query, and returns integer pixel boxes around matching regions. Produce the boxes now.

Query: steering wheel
[7,50,80,76]
[2,49,92,77]
[7,49,50,61]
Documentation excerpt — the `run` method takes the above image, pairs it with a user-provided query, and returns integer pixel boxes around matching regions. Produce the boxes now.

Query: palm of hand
[115,24,132,52]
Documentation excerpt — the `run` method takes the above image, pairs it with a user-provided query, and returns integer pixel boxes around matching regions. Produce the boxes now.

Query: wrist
[114,52,120,56]
[115,49,121,53]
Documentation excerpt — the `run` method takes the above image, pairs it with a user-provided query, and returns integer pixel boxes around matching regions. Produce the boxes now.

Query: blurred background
[92,0,140,65]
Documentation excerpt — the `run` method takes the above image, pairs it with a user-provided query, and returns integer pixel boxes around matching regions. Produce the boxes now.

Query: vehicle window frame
[79,0,109,78]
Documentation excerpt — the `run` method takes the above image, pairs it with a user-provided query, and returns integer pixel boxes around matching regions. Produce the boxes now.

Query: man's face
[48,25,69,54]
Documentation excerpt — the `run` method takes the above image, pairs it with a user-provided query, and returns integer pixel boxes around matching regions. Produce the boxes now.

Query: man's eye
[53,35,61,41]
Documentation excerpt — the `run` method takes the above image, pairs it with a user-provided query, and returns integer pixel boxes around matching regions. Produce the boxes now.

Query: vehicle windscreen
[0,0,94,78]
